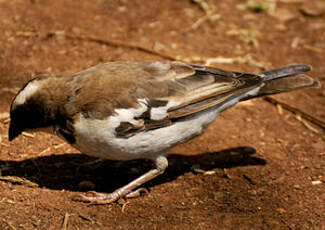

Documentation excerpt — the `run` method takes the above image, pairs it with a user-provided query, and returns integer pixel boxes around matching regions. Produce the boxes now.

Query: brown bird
[8,61,320,204]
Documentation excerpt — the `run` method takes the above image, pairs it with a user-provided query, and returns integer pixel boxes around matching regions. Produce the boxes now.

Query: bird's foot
[72,191,119,204]
[73,156,167,204]
[72,188,148,205]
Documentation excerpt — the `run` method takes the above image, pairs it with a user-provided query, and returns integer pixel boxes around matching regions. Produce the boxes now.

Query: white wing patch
[110,97,182,124]
[150,100,181,120]
[109,99,148,129]
[150,107,168,120]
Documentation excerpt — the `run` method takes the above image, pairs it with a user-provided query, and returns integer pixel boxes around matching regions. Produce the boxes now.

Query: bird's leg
[72,155,168,204]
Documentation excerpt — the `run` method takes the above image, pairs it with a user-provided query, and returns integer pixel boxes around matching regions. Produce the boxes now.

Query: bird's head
[9,76,55,141]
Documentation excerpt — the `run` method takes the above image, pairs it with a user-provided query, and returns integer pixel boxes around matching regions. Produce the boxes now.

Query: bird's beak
[8,122,22,141]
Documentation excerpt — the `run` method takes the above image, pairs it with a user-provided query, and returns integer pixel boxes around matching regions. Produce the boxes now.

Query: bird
[8,61,320,204]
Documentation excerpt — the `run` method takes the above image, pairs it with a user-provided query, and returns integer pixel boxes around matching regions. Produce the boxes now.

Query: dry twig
[1,219,17,230]
[303,45,325,54]
[39,147,51,156]
[0,176,39,187]
[22,132,35,138]
[295,114,320,134]
[203,54,271,69]
[76,213,94,223]
[121,200,130,213]
[264,96,325,131]
[54,143,67,149]
[62,213,69,230]
[188,0,220,31]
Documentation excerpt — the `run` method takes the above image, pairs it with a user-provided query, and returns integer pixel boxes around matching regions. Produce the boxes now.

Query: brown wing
[114,61,263,137]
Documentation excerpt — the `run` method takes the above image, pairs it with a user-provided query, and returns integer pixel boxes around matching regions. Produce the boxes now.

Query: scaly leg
[72,155,168,204]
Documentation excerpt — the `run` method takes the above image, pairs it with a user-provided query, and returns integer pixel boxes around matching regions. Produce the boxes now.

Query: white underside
[72,87,261,161]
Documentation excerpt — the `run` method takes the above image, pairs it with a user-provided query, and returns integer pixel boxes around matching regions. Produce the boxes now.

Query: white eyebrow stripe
[14,80,42,105]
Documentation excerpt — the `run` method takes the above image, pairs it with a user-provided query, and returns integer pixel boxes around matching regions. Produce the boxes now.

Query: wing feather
[115,62,263,137]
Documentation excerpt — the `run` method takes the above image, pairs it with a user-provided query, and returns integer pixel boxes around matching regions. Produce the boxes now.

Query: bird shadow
[0,146,266,193]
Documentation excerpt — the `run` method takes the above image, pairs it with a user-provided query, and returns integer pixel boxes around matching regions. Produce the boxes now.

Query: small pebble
[293,184,301,189]
[311,180,322,185]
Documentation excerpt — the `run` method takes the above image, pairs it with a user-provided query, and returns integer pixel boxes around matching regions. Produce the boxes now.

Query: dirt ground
[0,0,324,229]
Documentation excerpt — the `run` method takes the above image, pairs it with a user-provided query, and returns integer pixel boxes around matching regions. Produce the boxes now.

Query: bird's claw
[72,191,119,205]
[72,187,148,205]
[125,187,148,198]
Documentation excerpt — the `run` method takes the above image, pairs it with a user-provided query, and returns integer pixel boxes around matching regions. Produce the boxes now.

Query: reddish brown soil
[0,0,324,229]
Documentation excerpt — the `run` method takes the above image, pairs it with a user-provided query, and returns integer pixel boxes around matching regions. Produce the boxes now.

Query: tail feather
[257,74,320,97]
[260,64,311,81]
[243,64,320,100]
